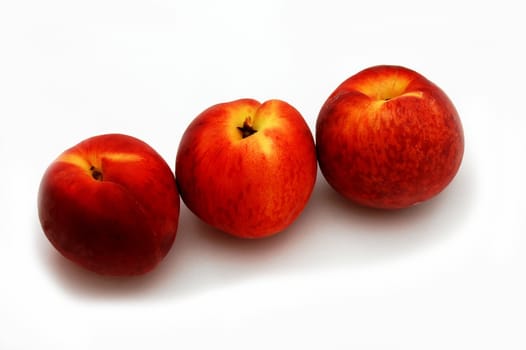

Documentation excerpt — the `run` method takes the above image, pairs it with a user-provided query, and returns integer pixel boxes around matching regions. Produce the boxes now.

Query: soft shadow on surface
[35,223,176,298]
[34,204,301,300]
[35,159,476,300]
[300,159,477,266]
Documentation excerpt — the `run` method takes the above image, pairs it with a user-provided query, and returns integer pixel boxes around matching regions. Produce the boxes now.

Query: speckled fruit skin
[316,65,464,209]
[38,134,180,276]
[176,99,317,239]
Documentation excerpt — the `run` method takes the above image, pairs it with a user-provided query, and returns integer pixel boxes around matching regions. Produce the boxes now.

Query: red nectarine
[316,65,464,209]
[38,134,180,275]
[176,99,317,238]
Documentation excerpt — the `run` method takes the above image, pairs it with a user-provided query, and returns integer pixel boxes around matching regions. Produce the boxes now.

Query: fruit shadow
[299,157,477,268]
[36,158,476,300]
[161,159,477,295]
[34,203,302,300]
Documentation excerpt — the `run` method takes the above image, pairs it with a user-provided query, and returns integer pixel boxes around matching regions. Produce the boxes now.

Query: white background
[1,0,525,349]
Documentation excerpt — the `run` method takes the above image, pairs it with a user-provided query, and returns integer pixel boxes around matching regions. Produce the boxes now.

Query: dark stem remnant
[90,165,103,181]
[237,119,257,138]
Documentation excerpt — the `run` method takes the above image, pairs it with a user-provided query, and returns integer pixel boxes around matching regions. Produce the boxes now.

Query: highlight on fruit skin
[37,133,180,276]
[316,65,464,209]
[175,98,317,239]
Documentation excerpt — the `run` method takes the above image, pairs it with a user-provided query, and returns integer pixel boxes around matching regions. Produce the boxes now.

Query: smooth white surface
[1,0,525,349]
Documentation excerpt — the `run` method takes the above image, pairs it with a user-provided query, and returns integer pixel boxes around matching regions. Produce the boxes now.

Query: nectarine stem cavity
[89,165,103,181]
[237,117,257,138]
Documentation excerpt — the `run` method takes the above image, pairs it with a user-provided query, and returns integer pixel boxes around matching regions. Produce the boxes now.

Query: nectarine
[176,99,317,238]
[316,65,464,209]
[38,134,180,275]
